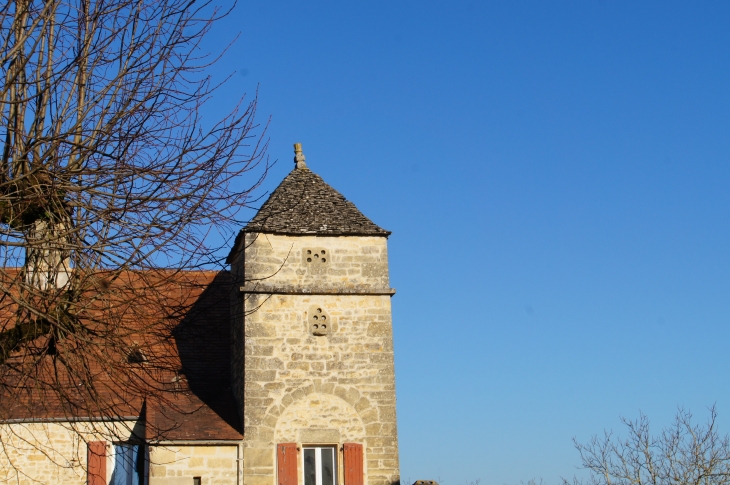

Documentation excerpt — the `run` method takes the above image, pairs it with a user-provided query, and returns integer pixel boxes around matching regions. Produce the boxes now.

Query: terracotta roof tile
[0,270,241,441]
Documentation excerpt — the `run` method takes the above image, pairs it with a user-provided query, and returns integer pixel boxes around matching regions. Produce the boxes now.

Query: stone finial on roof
[294,142,307,169]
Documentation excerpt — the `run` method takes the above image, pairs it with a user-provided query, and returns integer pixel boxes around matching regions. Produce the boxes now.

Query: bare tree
[0,0,266,444]
[565,406,730,485]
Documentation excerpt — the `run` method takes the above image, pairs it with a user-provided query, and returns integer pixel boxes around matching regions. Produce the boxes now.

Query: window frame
[302,445,338,485]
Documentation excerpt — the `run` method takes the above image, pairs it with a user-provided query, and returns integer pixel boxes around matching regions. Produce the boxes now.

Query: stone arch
[257,384,377,444]
[274,392,365,443]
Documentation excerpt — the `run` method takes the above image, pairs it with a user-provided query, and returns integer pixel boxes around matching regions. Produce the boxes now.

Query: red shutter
[343,443,364,485]
[87,441,106,485]
[277,443,298,485]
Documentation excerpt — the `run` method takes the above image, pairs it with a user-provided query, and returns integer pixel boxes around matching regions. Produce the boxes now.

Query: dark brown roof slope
[244,167,390,236]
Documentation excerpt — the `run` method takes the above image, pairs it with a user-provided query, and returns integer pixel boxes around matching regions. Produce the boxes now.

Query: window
[110,444,145,485]
[126,346,147,364]
[303,446,337,485]
[193,478,202,485]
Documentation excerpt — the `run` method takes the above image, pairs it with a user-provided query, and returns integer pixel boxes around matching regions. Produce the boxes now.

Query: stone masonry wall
[0,420,138,485]
[236,233,399,485]
[240,234,390,292]
[0,422,238,485]
[149,445,238,485]
[231,234,393,426]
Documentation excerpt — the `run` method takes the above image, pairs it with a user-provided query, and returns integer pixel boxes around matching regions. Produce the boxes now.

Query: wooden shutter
[343,443,364,485]
[87,441,106,485]
[277,443,298,485]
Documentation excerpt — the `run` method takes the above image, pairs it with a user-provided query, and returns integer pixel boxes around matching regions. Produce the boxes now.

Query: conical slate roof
[243,148,389,236]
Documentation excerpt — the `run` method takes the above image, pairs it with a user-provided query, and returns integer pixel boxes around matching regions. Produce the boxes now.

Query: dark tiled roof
[244,167,390,236]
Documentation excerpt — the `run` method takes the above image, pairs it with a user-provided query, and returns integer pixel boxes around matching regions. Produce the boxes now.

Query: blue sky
[205,2,730,483]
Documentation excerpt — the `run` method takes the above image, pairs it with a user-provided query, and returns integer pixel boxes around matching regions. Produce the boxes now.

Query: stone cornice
[239,286,396,296]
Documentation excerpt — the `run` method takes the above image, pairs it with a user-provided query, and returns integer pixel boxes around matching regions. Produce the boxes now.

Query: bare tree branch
[0,0,268,468]
[564,406,730,485]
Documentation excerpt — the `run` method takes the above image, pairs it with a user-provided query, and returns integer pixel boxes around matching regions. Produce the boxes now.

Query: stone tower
[228,144,400,485]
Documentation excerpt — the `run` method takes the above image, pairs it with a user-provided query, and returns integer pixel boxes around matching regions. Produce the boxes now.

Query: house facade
[0,144,400,485]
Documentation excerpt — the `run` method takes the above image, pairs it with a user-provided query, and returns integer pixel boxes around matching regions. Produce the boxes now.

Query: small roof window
[126,346,147,364]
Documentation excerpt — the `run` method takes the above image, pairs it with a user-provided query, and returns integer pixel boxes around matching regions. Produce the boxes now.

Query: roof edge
[241,228,392,237]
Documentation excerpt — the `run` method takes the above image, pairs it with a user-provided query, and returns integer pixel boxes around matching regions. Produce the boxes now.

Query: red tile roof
[0,269,241,441]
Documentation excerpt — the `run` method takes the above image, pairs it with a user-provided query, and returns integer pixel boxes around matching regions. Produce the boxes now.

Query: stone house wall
[0,420,138,485]
[234,233,399,485]
[148,445,239,485]
[239,234,390,292]
[0,422,239,485]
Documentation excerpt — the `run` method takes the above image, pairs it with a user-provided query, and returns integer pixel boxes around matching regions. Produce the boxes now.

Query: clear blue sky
[206,2,730,483]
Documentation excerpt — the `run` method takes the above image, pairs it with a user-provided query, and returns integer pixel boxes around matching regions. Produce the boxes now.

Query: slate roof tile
[244,166,390,236]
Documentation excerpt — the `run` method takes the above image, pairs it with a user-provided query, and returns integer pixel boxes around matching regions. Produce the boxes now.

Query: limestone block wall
[241,293,399,485]
[148,445,238,485]
[240,234,390,291]
[230,233,393,427]
[0,422,239,485]
[0,420,138,485]
[230,232,399,485]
